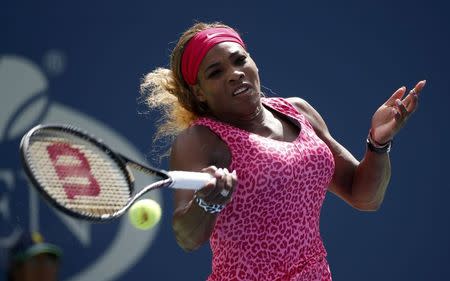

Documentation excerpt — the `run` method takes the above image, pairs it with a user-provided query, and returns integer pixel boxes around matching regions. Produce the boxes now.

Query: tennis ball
[128,199,161,230]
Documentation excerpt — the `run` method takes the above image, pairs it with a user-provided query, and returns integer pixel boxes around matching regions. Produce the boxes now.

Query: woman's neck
[215,103,276,135]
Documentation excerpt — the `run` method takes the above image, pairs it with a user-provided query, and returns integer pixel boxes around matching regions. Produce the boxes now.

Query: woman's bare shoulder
[170,124,230,171]
[285,97,330,137]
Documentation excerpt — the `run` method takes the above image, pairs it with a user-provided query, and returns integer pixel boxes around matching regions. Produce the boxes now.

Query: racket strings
[25,130,131,218]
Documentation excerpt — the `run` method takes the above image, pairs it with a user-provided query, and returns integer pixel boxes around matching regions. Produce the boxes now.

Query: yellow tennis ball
[128,199,161,230]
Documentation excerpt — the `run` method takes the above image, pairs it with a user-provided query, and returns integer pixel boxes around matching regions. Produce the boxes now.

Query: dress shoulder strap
[261,97,314,131]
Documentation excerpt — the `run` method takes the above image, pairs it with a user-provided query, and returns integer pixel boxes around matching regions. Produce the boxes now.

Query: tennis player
[141,22,425,280]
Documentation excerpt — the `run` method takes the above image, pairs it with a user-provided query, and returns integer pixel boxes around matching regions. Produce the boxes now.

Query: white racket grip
[168,171,214,190]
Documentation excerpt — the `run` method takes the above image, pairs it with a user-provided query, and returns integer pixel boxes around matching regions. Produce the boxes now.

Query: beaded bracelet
[195,197,225,214]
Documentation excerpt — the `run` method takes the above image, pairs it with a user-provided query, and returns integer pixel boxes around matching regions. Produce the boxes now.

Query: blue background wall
[1,1,449,280]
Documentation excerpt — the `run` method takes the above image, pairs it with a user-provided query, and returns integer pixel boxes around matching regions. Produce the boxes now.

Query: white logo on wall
[0,54,161,281]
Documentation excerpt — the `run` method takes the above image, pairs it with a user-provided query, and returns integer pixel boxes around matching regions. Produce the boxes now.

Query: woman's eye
[208,69,221,78]
[236,56,247,65]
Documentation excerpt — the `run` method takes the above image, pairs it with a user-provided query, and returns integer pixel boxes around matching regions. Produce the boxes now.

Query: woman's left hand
[370,80,426,144]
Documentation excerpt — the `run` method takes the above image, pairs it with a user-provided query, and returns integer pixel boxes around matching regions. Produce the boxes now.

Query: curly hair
[140,22,240,141]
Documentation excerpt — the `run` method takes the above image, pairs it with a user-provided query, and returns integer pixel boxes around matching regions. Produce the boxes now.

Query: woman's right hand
[194,166,237,206]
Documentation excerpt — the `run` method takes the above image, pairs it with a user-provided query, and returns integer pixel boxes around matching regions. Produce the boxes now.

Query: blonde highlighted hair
[140,22,237,141]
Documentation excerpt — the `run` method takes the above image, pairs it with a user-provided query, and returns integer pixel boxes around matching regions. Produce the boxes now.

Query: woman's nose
[228,69,245,83]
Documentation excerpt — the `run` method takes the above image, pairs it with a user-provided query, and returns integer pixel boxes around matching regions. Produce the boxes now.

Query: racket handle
[168,171,214,190]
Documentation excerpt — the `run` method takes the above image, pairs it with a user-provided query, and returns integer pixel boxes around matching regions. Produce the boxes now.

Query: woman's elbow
[351,200,383,212]
[172,221,205,252]
[174,236,201,252]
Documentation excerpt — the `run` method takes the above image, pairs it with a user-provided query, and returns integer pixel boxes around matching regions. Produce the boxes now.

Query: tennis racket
[19,124,212,222]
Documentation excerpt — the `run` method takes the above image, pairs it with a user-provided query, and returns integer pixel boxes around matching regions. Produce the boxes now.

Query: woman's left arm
[288,80,426,211]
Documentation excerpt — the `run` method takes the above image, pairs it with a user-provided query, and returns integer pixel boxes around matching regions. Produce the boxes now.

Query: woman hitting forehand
[141,22,425,280]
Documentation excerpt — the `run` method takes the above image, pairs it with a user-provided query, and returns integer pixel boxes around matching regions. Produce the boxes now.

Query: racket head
[20,124,135,221]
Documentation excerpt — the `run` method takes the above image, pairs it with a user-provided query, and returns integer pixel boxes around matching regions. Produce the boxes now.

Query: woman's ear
[191,84,207,102]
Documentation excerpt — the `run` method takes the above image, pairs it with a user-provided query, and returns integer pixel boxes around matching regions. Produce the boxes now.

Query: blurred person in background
[7,232,62,281]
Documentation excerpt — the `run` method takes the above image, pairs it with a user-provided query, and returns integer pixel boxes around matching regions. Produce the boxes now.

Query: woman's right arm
[170,126,236,252]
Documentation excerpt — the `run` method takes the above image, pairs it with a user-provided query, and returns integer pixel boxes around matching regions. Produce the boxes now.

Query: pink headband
[181,27,246,85]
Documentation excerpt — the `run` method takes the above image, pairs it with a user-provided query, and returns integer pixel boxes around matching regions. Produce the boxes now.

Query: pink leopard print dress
[193,97,335,281]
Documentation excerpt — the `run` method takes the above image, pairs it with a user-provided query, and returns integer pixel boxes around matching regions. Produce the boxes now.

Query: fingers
[371,80,426,143]
[404,89,419,113]
[394,99,408,120]
[201,165,218,175]
[196,167,237,205]
[394,80,427,119]
[386,86,407,106]
[386,80,426,107]
[403,80,426,112]
[413,80,427,95]
[217,168,237,203]
[209,168,237,205]
[196,166,220,198]
[203,168,227,202]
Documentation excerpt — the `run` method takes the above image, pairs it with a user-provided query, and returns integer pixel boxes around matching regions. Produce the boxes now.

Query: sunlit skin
[192,42,264,127]
[371,82,425,144]
[10,254,59,281]
[171,41,426,251]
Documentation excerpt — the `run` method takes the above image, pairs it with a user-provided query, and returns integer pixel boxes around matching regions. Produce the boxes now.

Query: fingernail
[396,99,402,106]
[216,168,224,177]
[232,170,237,175]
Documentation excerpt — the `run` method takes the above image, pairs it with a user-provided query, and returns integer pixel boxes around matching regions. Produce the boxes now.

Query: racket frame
[19,124,172,222]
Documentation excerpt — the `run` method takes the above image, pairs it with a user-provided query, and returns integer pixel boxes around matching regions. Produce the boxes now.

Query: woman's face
[193,42,262,122]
